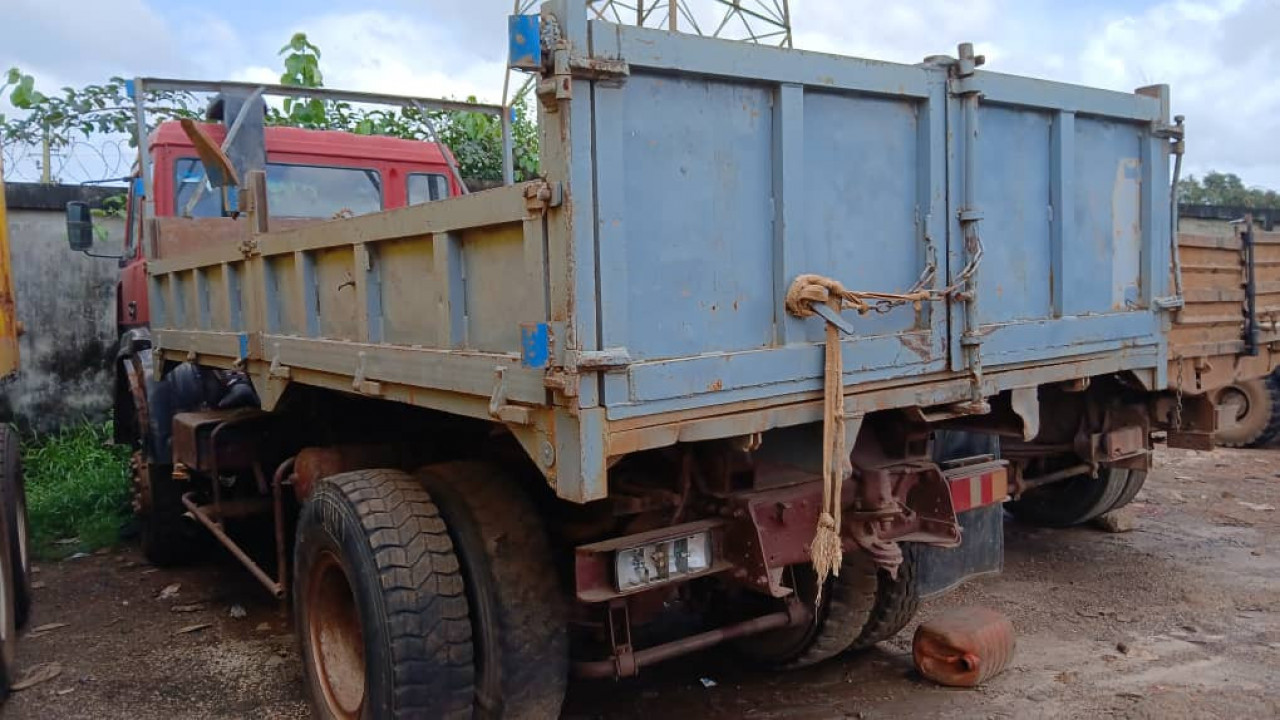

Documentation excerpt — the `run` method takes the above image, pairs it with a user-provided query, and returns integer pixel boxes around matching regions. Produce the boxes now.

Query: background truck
[1169,216,1280,447]
[0,165,35,699]
[66,2,1198,717]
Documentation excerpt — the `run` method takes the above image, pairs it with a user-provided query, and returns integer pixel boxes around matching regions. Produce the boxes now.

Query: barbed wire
[1,136,134,186]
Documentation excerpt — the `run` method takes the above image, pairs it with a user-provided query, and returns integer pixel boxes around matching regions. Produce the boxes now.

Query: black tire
[0,498,15,701]
[417,462,568,720]
[0,427,30,628]
[734,552,879,668]
[135,458,203,567]
[295,469,474,720]
[1107,469,1149,513]
[1006,467,1130,528]
[1214,376,1280,448]
[849,542,921,650]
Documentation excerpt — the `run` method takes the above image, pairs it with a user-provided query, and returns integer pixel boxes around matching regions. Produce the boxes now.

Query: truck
[104,87,482,453]
[1170,212,1280,448]
[0,163,34,699]
[65,2,1205,717]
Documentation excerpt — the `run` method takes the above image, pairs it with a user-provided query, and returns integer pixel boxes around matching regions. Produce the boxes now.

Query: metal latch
[524,182,563,214]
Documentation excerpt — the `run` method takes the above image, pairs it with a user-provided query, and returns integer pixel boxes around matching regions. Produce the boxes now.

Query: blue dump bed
[147,0,1176,502]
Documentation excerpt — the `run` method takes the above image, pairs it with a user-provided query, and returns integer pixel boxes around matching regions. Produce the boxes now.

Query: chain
[821,236,986,316]
[1173,358,1185,430]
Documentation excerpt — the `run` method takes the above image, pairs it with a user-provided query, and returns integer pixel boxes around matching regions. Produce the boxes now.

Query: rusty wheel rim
[1217,386,1250,428]
[308,551,365,718]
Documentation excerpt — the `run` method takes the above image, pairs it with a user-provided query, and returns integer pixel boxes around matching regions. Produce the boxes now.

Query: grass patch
[22,422,132,559]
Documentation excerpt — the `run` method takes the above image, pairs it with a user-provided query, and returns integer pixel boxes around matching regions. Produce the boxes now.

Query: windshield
[174,158,383,219]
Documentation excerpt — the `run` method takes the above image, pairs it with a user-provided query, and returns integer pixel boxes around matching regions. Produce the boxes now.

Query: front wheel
[295,469,475,720]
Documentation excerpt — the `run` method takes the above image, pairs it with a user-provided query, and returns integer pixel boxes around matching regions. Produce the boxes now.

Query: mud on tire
[0,426,30,628]
[295,469,475,720]
[417,462,569,720]
[1214,375,1280,448]
[0,492,14,701]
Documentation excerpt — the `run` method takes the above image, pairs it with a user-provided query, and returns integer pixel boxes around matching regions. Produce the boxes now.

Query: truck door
[118,178,148,330]
[946,57,1173,388]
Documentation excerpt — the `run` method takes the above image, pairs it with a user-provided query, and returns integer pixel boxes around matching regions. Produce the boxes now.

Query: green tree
[1179,171,1280,210]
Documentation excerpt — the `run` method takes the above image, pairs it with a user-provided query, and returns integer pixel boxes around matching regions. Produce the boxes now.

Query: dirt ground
[4,445,1279,719]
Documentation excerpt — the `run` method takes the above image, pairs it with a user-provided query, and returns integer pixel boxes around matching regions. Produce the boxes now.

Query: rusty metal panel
[0,174,18,380]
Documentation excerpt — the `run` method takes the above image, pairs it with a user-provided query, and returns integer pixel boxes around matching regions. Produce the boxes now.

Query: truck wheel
[295,469,475,720]
[734,554,878,668]
[1106,469,1148,513]
[1214,378,1280,448]
[0,427,30,628]
[0,503,14,700]
[417,462,569,720]
[1006,467,1130,528]
[848,542,921,650]
[133,456,203,567]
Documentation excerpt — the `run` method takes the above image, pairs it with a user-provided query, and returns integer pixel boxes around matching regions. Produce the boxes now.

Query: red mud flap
[916,461,1008,598]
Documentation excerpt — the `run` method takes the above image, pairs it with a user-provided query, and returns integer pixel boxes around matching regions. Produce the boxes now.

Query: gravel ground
[4,445,1279,719]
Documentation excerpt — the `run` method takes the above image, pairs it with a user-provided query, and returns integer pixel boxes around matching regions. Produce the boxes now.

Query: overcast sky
[4,0,1278,186]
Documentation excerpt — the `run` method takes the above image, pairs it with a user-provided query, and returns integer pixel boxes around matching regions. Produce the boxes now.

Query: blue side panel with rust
[564,13,1170,420]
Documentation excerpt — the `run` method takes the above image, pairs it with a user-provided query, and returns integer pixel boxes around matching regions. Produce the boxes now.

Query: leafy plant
[22,422,132,559]
[2,30,540,184]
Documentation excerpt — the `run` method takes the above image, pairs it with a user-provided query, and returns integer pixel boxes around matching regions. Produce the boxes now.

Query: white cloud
[4,0,1280,189]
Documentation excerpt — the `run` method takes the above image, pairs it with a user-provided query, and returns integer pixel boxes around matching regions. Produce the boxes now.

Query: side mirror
[66,201,95,251]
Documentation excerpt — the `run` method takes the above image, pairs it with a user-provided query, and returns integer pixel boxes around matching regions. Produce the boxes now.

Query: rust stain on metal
[898,332,933,362]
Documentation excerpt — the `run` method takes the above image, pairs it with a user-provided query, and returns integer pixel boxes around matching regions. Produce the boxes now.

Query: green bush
[22,422,131,559]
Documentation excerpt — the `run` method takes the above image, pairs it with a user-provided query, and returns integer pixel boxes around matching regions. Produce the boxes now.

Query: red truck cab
[118,122,460,330]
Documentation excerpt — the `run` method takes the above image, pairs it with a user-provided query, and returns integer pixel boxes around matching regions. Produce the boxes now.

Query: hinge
[569,56,630,83]
[570,347,631,371]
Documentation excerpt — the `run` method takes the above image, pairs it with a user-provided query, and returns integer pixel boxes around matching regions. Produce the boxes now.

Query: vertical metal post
[1243,214,1259,357]
[669,0,678,31]
[954,43,987,413]
[132,78,151,202]
[502,107,515,185]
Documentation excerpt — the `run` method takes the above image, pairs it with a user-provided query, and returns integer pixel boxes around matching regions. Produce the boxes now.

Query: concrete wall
[2,183,125,432]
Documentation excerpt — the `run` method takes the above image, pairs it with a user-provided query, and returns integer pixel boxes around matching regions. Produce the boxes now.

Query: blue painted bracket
[508,15,542,70]
[521,322,550,368]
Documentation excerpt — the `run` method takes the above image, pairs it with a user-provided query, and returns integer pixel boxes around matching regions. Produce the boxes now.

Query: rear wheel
[417,462,569,720]
[1107,469,1148,513]
[1214,377,1280,448]
[295,469,474,720]
[736,546,922,668]
[0,427,30,628]
[1006,467,1131,528]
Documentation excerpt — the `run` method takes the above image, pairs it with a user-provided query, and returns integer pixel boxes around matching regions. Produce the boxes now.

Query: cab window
[407,173,451,205]
[174,159,383,218]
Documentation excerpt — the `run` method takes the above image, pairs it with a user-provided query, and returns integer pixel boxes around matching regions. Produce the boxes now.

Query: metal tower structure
[586,1,792,47]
